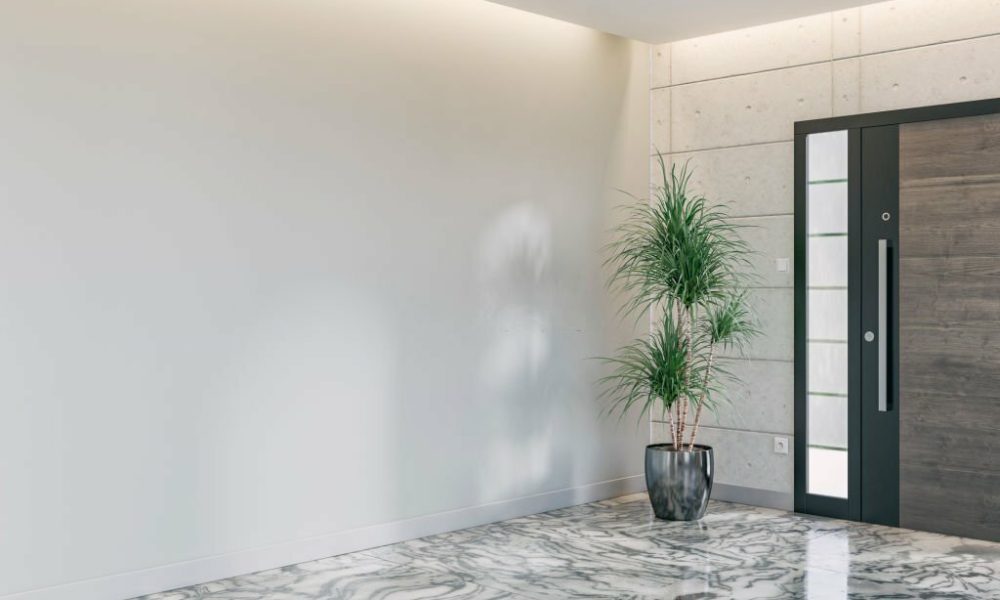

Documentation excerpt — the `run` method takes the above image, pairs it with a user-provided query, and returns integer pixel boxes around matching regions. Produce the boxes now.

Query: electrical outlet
[775,257,790,273]
[773,436,789,455]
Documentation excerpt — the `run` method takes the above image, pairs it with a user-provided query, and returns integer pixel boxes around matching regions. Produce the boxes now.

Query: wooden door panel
[901,466,1000,540]
[899,113,1000,541]
[898,181,1000,257]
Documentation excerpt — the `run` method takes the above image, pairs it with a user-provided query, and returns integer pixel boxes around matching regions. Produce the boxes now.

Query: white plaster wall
[650,0,1000,507]
[0,1,650,597]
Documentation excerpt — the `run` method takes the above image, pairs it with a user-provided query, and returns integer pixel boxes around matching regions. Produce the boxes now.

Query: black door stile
[847,128,863,523]
[793,133,808,515]
[859,125,900,526]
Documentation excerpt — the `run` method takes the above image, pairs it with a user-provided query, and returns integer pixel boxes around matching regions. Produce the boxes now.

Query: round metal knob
[864,331,876,342]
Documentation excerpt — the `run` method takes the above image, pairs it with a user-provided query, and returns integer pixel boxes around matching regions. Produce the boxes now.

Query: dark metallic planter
[645,443,714,521]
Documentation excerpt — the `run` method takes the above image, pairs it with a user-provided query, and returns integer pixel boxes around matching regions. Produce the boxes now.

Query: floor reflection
[806,531,849,598]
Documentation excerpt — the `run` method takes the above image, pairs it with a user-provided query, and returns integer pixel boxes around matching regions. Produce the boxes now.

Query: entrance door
[794,100,1000,540]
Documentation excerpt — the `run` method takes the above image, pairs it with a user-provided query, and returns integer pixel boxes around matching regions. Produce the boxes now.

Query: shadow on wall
[477,202,557,499]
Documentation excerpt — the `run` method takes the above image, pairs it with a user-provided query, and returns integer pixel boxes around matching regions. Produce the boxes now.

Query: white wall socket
[775,257,790,273]
[773,436,789,455]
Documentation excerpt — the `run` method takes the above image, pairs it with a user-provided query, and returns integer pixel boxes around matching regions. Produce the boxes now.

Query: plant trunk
[687,347,716,450]
[673,402,681,449]
[677,305,694,449]
[664,403,676,449]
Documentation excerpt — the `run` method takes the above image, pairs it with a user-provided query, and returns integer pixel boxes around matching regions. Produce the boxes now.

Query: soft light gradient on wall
[0,1,649,597]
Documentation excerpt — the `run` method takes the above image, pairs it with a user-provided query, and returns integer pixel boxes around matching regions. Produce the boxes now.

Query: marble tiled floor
[139,493,1000,599]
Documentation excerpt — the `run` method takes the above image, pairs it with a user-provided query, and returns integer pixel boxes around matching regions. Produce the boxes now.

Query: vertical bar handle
[878,239,888,412]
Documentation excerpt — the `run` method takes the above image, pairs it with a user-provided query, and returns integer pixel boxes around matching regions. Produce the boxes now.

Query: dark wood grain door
[898,113,1000,541]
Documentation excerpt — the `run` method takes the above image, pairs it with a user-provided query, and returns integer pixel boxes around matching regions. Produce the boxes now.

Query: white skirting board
[3,475,645,600]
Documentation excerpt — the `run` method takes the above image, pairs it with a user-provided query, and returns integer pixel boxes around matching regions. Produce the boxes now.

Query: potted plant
[600,157,757,521]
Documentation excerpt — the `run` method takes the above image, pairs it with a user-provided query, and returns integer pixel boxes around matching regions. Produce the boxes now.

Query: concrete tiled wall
[649,0,1000,509]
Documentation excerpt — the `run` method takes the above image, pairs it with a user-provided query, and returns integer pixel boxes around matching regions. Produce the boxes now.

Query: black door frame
[793,98,1000,523]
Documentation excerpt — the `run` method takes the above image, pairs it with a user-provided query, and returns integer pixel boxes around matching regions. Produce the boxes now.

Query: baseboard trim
[3,474,645,600]
[712,482,793,511]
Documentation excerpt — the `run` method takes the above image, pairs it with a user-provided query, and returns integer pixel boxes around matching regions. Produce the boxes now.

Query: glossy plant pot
[645,443,714,521]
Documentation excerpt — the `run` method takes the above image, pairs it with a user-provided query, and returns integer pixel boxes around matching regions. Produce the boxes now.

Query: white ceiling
[487,0,881,43]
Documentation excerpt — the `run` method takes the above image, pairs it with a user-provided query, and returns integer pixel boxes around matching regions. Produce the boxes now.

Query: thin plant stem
[677,305,694,449]
[687,346,716,450]
[664,403,676,447]
[675,306,683,449]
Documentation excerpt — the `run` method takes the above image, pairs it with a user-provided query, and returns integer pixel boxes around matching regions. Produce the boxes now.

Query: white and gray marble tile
[135,493,1000,600]
[139,552,512,600]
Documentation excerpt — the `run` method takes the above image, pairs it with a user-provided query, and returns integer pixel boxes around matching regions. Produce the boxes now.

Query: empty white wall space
[0,1,649,597]
[649,0,1000,510]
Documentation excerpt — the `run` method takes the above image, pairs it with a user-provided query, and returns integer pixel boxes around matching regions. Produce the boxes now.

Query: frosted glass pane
[807,342,847,395]
[808,395,848,449]
[807,236,848,288]
[807,289,847,341]
[807,130,848,181]
[805,130,850,501]
[807,182,848,235]
[808,447,848,498]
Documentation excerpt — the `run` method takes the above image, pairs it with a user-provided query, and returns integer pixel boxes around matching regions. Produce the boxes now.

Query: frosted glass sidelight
[808,395,848,449]
[805,129,849,499]
[806,342,848,396]
[808,447,849,498]
[807,182,848,234]
[807,236,848,288]
[807,289,847,341]
[807,131,848,182]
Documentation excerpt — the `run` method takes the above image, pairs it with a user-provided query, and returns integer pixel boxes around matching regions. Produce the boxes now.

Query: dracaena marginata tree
[600,156,759,451]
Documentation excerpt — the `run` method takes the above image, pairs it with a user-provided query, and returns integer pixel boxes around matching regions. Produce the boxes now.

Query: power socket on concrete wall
[773,437,789,455]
